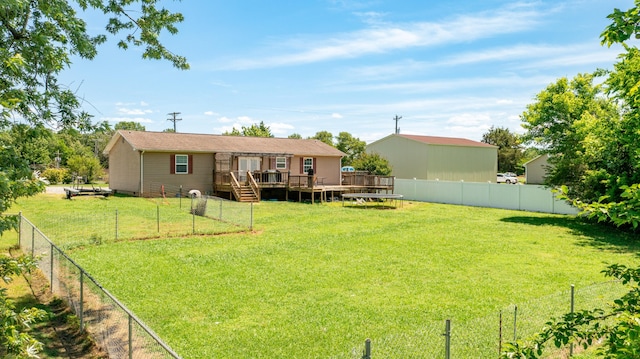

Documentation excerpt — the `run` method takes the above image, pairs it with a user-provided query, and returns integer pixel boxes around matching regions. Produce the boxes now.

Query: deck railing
[216,171,394,189]
[247,172,261,201]
[341,173,395,187]
[252,170,288,184]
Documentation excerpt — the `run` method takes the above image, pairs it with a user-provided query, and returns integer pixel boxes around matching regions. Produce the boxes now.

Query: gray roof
[104,130,346,157]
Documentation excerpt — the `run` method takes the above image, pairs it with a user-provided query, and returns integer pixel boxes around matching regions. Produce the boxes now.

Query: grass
[8,194,640,358]
[11,193,249,249]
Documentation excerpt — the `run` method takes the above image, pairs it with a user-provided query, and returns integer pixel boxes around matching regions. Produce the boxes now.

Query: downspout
[140,151,145,196]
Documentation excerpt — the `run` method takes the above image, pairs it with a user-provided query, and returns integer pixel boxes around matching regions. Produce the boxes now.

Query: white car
[497,173,518,184]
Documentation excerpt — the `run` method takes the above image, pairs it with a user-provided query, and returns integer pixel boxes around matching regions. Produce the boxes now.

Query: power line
[167,112,182,132]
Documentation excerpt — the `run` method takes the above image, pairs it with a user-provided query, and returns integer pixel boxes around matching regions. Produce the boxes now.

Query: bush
[41,168,69,185]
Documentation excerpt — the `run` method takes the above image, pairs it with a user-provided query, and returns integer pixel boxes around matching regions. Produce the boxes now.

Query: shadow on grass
[501,215,640,255]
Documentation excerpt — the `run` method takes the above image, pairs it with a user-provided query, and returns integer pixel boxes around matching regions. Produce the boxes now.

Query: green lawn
[8,194,640,358]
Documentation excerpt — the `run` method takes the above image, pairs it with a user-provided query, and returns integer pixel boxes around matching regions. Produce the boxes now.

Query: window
[276,157,287,170]
[175,154,188,174]
[303,157,313,174]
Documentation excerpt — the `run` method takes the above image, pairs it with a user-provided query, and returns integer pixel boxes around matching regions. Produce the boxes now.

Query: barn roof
[384,134,497,148]
[104,130,346,157]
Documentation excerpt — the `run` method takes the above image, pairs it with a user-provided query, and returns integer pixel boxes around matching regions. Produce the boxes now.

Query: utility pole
[393,115,402,134]
[167,112,182,132]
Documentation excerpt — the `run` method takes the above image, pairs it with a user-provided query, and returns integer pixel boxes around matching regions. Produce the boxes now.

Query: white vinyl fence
[394,179,578,215]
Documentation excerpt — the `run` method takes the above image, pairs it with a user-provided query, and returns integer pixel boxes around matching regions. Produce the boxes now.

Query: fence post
[157,205,160,233]
[129,314,133,359]
[361,338,371,359]
[513,305,518,342]
[569,284,575,356]
[250,202,253,230]
[18,211,21,247]
[179,185,182,209]
[80,270,84,331]
[50,243,54,292]
[31,226,35,258]
[444,319,451,359]
[219,198,223,220]
[498,311,502,356]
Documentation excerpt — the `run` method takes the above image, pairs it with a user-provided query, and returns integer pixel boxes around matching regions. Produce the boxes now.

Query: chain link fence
[346,280,624,358]
[32,192,253,249]
[18,214,182,359]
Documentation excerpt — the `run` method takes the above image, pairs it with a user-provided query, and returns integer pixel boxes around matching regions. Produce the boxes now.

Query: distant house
[523,154,550,185]
[366,134,498,182]
[103,130,348,201]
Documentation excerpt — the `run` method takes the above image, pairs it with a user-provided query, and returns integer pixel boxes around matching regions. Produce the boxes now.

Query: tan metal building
[523,154,550,185]
[366,134,498,182]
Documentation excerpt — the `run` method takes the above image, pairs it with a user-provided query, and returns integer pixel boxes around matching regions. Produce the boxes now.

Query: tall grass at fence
[34,201,636,358]
[12,193,251,249]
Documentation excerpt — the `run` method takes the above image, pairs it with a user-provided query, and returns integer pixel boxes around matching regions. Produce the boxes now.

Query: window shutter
[300,157,303,174]
[188,155,193,174]
[170,154,175,174]
[313,157,317,172]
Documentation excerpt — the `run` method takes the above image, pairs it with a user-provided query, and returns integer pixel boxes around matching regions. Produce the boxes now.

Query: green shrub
[41,168,69,184]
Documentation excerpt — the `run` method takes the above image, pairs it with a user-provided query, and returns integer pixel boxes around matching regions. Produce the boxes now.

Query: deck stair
[229,172,260,202]
[236,184,259,202]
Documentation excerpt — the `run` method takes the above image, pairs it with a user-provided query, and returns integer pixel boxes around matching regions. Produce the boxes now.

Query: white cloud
[331,113,343,119]
[204,111,218,116]
[220,4,543,70]
[117,107,153,115]
[269,122,295,135]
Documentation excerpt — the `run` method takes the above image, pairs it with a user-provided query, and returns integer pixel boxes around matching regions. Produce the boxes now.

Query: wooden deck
[214,171,395,203]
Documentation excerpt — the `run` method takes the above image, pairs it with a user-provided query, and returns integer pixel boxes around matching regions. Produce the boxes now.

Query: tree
[309,131,334,146]
[67,154,102,182]
[223,121,273,137]
[115,121,146,132]
[0,254,48,357]
[1,0,188,130]
[520,73,619,202]
[336,132,366,166]
[288,133,302,139]
[351,152,392,175]
[481,126,523,174]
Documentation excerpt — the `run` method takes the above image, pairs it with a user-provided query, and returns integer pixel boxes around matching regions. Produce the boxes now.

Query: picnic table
[63,177,112,199]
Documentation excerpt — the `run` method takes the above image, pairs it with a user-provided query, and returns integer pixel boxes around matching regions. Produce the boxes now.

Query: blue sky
[60,0,632,143]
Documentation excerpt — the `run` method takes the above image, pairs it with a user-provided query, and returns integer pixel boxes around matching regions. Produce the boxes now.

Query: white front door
[238,157,261,181]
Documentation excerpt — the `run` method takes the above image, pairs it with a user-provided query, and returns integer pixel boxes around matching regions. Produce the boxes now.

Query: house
[103,130,350,201]
[523,154,550,185]
[365,134,498,182]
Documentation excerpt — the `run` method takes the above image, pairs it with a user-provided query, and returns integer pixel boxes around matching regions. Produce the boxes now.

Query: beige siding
[524,154,549,185]
[367,135,497,182]
[314,157,342,185]
[367,136,429,179]
[108,138,141,193]
[142,152,215,195]
[286,155,342,185]
[426,145,496,182]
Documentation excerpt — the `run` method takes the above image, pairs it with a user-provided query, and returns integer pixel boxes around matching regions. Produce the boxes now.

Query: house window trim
[303,157,314,174]
[275,156,287,170]
[175,154,189,174]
